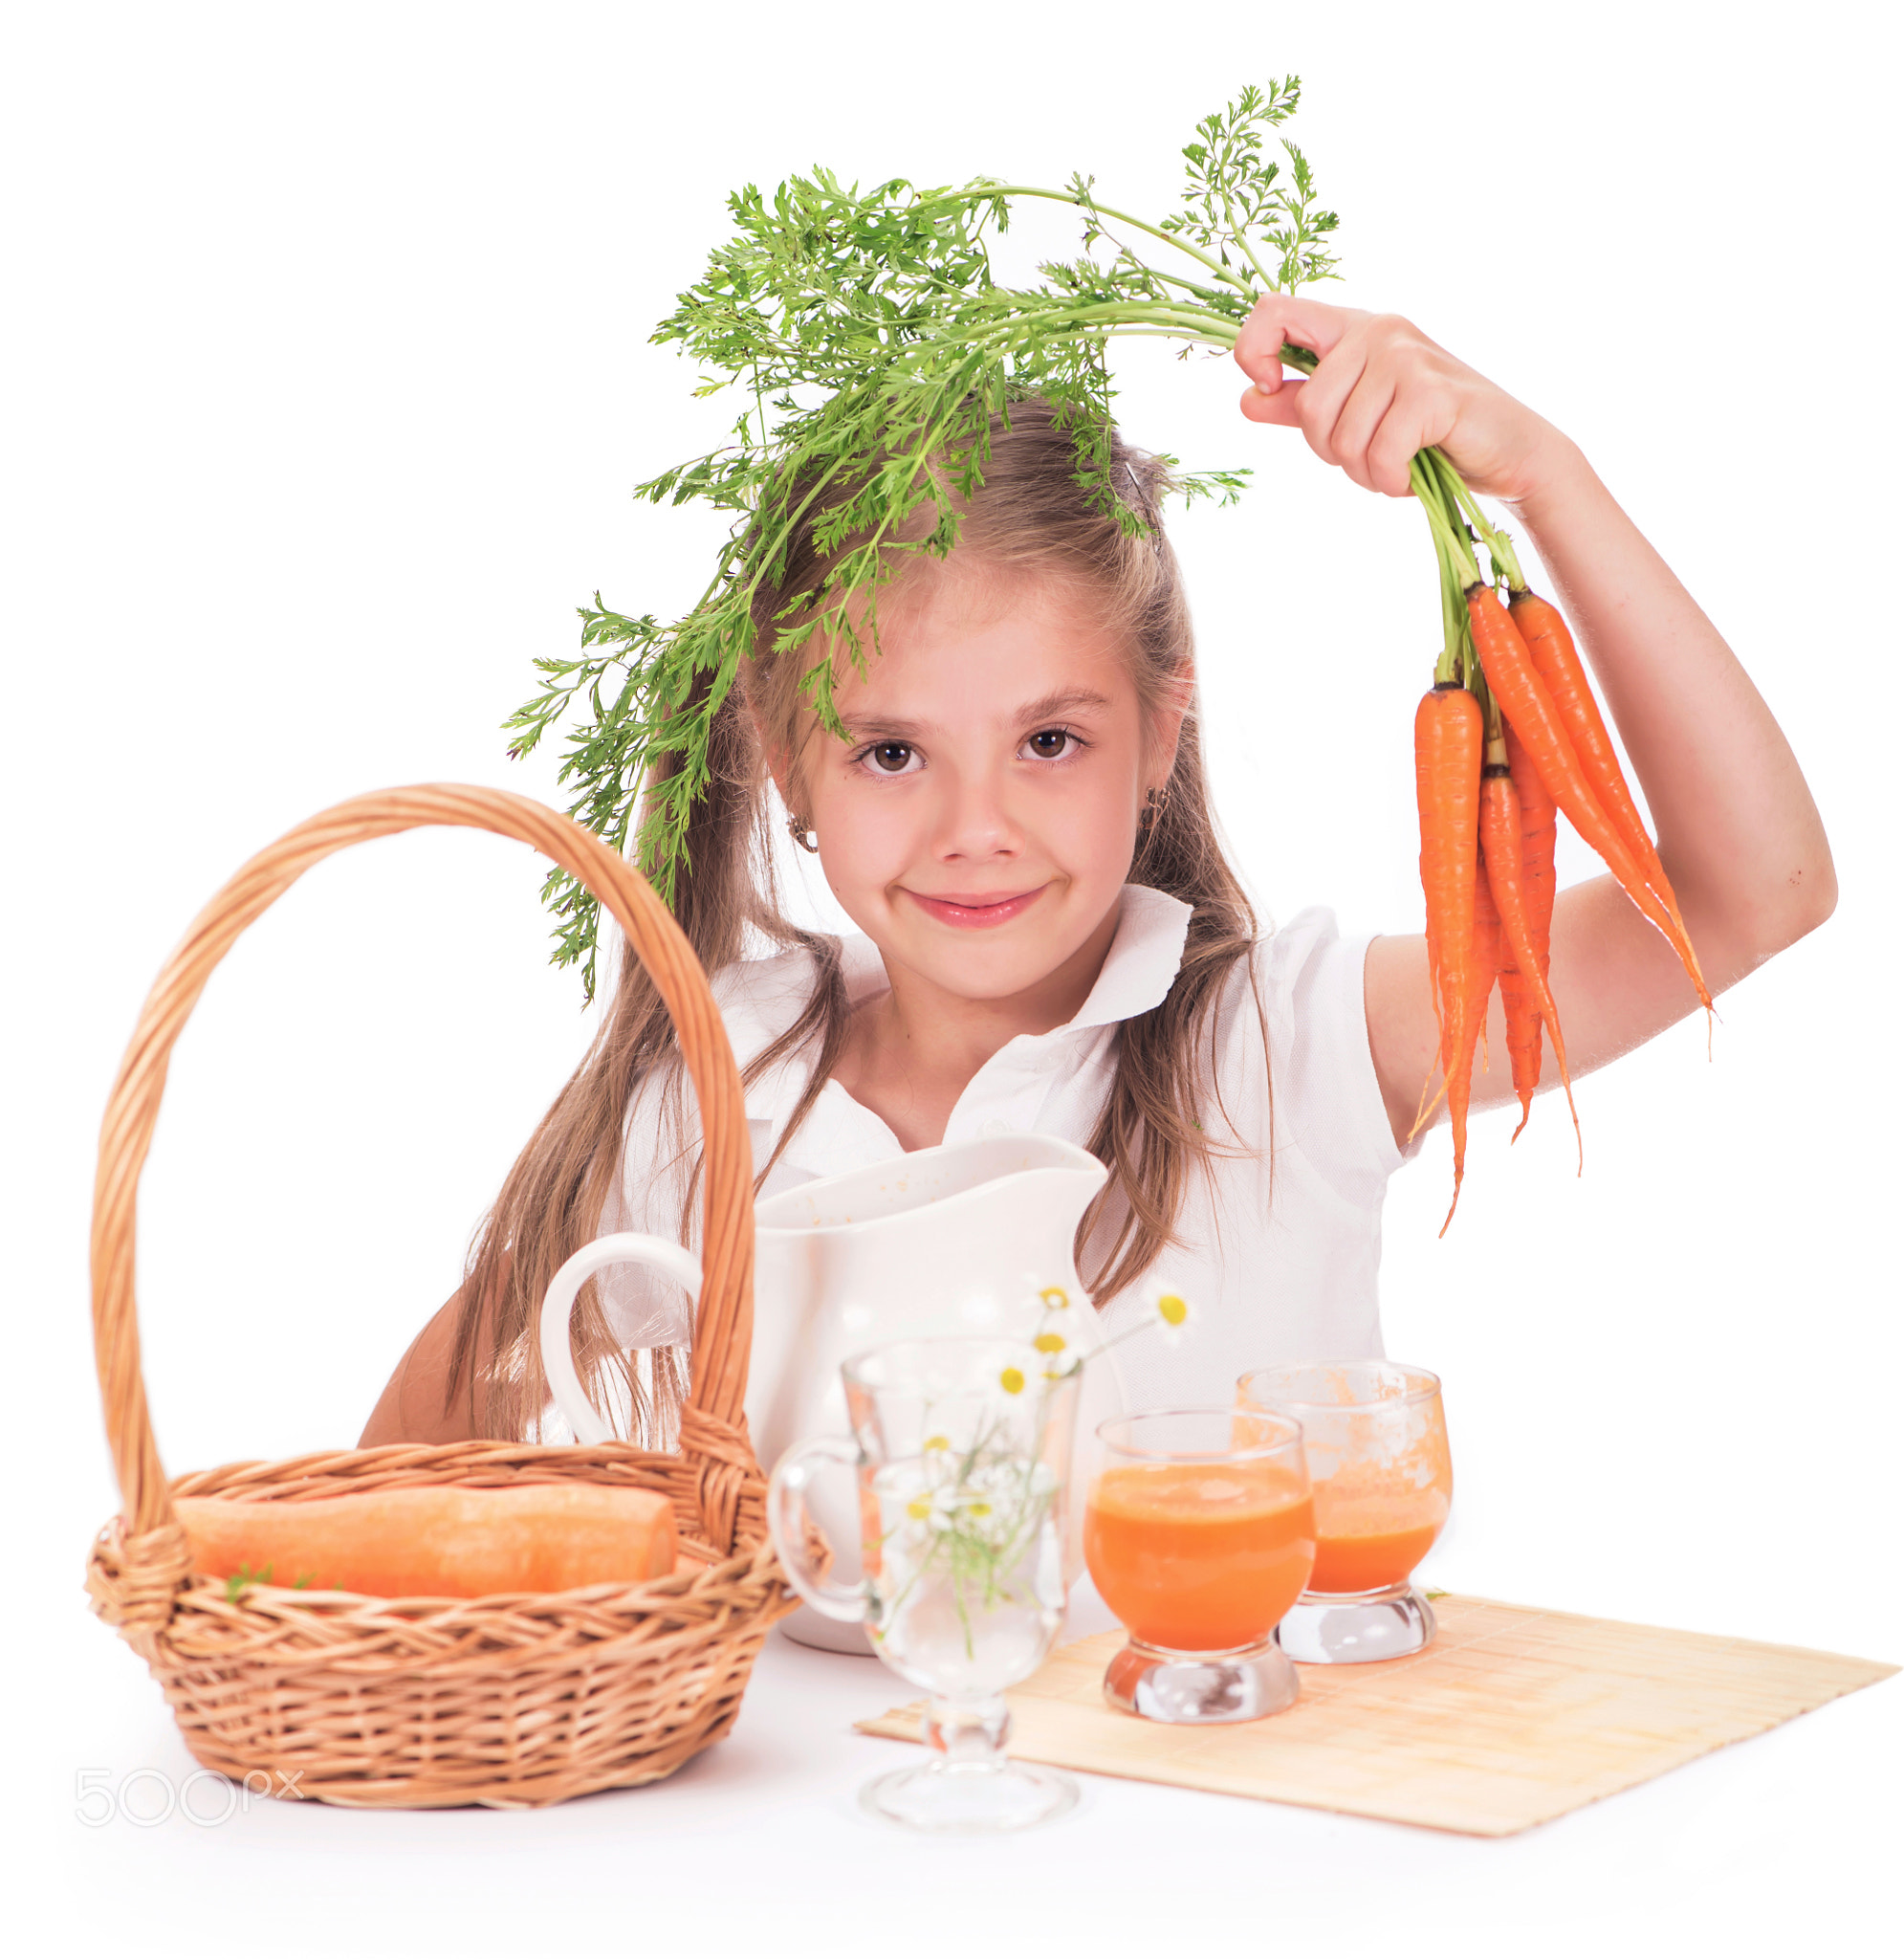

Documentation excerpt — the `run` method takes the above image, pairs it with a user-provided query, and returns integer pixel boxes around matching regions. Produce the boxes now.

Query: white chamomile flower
[1031,1326,1081,1382]
[1036,1285,1073,1314]
[1149,1285,1196,1348]
[1043,1344,1090,1382]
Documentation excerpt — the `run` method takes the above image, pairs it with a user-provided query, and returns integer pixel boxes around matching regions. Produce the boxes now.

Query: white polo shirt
[594,884,1409,1415]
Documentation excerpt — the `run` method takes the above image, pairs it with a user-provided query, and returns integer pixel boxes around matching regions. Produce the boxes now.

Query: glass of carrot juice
[1236,1362,1452,1662]
[1083,1408,1314,1723]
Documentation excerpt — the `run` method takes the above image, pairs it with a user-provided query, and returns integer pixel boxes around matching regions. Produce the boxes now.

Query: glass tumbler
[767,1336,1080,1834]
[1083,1408,1314,1723]
[1237,1362,1452,1662]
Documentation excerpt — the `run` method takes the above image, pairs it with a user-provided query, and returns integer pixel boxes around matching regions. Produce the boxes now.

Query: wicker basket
[85,783,798,1808]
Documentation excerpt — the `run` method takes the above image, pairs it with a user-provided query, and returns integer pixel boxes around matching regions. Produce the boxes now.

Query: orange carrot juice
[1084,1462,1315,1652]
[1308,1487,1449,1594]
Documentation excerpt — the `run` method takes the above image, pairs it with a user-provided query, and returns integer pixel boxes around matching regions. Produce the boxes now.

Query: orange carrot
[1508,587,1708,1003]
[1440,847,1499,1236]
[1465,585,1713,1012]
[177,1483,678,1599]
[1412,682,1483,1163]
[1481,762,1582,1172]
[1500,722,1557,1139]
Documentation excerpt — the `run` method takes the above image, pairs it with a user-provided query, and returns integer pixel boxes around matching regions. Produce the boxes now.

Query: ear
[1145,663,1195,794]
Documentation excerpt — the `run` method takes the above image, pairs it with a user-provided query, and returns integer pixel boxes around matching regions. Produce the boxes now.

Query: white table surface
[15,1571,1896,1959]
[9,6,1902,1948]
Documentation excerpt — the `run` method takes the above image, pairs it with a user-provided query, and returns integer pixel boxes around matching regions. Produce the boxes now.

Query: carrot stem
[1412,453,1489,695]
[1426,449,1525,591]
[1413,456,1470,686]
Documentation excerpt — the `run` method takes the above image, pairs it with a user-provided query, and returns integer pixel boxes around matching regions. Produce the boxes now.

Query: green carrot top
[505,77,1341,999]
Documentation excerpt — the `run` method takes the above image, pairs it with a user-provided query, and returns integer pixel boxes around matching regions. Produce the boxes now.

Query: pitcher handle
[539,1233,704,1445]
[766,1437,868,1623]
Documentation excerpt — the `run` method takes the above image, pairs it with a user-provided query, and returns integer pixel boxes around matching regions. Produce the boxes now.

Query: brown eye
[870,741,914,773]
[1025,728,1071,759]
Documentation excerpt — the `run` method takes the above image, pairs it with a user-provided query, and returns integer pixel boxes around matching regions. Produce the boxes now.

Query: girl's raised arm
[1232,296,1836,1150]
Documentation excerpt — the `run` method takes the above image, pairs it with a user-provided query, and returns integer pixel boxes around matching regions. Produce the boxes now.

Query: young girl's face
[799,569,1175,1007]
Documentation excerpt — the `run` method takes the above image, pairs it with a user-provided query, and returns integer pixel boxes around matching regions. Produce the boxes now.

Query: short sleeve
[1258,906,1408,1205]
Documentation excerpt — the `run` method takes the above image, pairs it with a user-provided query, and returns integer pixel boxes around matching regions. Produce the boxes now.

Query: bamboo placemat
[857,1594,1895,1836]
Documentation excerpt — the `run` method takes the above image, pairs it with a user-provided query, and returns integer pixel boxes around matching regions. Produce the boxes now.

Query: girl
[361,293,1834,1449]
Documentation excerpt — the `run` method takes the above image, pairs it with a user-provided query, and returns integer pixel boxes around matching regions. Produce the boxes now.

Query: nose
[930,764,1022,862]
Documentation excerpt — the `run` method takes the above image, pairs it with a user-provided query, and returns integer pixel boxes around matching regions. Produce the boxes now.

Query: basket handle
[90,784,755,1538]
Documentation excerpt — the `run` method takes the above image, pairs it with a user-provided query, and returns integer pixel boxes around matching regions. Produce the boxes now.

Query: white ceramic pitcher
[538,1134,1124,1651]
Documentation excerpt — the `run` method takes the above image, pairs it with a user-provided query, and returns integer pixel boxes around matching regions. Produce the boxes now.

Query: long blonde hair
[449,401,1269,1441]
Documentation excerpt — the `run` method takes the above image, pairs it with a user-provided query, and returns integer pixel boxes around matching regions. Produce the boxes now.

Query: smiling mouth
[903,887,1047,928]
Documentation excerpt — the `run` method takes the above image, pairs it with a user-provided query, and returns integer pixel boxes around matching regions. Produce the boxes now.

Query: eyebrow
[1017,687,1114,724]
[838,687,1115,741]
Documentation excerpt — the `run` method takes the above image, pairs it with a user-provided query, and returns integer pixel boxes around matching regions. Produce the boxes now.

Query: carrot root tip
[1438,1178,1463,1238]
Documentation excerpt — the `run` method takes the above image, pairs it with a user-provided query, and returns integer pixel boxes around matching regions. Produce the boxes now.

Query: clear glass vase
[767,1337,1081,1833]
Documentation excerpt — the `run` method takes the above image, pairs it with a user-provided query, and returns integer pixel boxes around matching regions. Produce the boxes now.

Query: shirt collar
[719,882,1195,1125]
[1057,883,1193,1034]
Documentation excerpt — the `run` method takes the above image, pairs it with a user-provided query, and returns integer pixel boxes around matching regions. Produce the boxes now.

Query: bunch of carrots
[1407,449,1711,1232]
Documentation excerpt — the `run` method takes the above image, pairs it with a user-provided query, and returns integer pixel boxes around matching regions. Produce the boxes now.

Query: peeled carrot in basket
[1500,722,1558,1140]
[1508,586,1708,1005]
[178,1482,678,1599]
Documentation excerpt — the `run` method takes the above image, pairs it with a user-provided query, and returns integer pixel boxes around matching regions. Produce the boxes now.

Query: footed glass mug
[768,1337,1081,1834]
[1237,1362,1452,1662]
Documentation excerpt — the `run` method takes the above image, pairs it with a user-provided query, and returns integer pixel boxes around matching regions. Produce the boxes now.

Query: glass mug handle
[537,1233,704,1445]
[766,1437,869,1622]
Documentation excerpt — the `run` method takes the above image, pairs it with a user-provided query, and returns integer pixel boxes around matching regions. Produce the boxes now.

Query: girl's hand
[1233,293,1569,505]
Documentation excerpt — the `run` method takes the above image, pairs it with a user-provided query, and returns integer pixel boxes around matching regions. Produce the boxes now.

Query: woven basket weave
[85,783,798,1808]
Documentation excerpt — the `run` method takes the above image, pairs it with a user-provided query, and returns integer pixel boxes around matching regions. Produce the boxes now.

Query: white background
[4,2,1898,1951]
